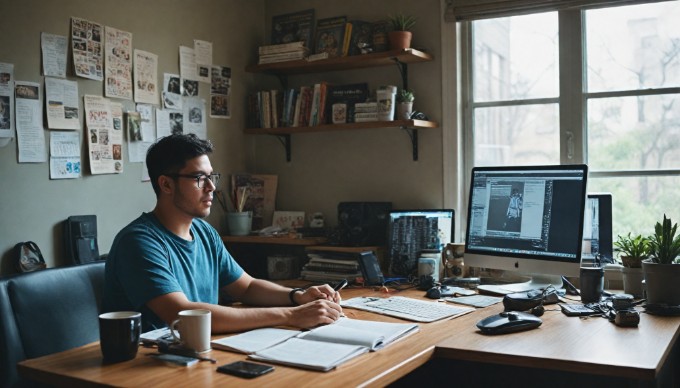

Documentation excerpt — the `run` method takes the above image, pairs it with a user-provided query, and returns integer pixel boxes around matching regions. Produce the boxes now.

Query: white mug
[170,309,211,353]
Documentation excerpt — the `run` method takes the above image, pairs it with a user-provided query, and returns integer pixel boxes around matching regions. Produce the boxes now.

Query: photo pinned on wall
[127,111,142,141]
[163,73,182,110]
[210,65,230,119]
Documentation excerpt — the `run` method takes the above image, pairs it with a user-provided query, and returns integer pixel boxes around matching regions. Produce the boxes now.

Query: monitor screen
[464,165,588,286]
[387,209,454,276]
[583,193,613,265]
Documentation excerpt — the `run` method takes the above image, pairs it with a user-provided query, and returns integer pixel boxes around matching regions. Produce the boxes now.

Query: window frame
[455,3,680,240]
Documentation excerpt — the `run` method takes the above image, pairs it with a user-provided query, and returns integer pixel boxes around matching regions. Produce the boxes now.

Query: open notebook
[211,317,419,371]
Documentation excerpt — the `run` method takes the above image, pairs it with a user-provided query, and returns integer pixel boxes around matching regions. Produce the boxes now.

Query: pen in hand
[333,279,348,292]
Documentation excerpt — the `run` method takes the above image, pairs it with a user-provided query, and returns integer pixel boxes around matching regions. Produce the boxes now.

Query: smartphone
[149,353,198,366]
[216,361,274,378]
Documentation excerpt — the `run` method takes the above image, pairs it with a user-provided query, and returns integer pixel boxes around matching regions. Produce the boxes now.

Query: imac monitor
[464,165,588,292]
[387,209,454,276]
[582,193,613,265]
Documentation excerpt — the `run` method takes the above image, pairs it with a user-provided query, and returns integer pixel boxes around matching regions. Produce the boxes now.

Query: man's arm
[146,273,342,333]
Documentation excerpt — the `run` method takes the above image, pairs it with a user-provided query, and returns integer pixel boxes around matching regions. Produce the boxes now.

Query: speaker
[337,202,392,246]
[267,255,299,280]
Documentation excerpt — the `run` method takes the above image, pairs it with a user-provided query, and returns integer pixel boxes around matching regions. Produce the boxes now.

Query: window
[461,1,680,238]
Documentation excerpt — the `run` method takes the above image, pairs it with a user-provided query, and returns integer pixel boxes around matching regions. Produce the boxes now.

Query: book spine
[292,94,302,127]
[261,91,271,129]
[270,89,279,128]
[342,23,352,57]
[258,41,306,55]
[309,83,321,126]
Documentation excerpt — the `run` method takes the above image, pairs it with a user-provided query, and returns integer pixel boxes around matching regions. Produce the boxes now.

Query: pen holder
[226,212,252,236]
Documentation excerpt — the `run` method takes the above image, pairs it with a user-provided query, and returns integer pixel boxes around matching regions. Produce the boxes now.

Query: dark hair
[146,133,214,195]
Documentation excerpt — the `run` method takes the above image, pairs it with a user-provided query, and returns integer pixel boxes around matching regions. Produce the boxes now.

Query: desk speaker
[337,202,392,246]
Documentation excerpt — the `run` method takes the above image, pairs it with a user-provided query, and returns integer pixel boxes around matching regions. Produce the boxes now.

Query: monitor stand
[477,274,564,295]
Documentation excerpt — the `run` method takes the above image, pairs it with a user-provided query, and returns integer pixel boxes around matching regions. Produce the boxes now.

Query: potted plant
[642,214,680,306]
[614,233,648,297]
[396,89,414,120]
[387,13,417,50]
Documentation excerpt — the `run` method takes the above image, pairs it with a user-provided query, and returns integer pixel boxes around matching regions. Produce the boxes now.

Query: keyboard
[341,296,474,323]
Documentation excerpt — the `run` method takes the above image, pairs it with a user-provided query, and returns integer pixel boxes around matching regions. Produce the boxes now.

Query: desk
[18,287,680,387]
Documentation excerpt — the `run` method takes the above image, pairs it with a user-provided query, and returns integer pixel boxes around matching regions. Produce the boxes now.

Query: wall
[0,0,265,274]
[256,0,446,228]
[0,0,450,275]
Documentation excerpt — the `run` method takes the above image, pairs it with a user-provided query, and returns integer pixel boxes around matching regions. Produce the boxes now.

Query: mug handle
[170,319,182,343]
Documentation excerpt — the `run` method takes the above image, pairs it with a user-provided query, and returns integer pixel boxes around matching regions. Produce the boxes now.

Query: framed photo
[272,211,305,230]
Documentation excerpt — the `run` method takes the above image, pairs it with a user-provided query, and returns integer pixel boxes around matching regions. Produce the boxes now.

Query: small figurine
[310,212,325,228]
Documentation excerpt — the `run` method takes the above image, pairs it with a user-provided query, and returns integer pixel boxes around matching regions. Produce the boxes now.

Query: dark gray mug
[580,267,604,304]
[99,311,142,363]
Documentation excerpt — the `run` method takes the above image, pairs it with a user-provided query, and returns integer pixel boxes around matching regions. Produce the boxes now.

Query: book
[371,20,390,52]
[324,83,369,124]
[341,22,352,57]
[306,52,330,62]
[258,51,308,64]
[297,86,313,127]
[258,41,306,55]
[347,20,373,56]
[271,9,315,49]
[212,317,419,372]
[314,16,348,58]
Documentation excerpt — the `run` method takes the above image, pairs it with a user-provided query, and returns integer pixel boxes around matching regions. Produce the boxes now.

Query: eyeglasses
[166,173,221,189]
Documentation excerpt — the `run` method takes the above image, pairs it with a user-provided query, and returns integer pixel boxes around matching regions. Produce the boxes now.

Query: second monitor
[387,209,454,276]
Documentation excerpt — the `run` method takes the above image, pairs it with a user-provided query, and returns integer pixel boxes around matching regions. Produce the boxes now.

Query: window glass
[474,12,558,102]
[473,104,559,166]
[587,176,680,237]
[587,2,680,92]
[588,94,680,171]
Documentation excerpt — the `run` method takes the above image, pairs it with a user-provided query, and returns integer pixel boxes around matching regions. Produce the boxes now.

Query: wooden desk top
[435,301,680,381]
[17,286,449,388]
[17,287,680,387]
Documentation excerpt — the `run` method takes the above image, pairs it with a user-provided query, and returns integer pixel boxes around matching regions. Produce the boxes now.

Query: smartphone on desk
[217,361,274,378]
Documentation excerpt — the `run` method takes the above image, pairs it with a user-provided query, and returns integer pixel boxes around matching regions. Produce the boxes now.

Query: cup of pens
[224,186,251,236]
[226,211,252,236]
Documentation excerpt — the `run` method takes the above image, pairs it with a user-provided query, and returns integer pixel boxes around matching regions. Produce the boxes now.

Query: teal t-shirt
[102,212,243,331]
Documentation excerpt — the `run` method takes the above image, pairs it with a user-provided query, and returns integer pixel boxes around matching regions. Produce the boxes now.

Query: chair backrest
[0,262,105,387]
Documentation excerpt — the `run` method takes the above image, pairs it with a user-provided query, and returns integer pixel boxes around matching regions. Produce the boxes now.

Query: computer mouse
[476,311,542,335]
[425,287,441,299]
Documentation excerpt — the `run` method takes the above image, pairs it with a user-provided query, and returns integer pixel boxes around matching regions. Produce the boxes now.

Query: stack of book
[258,41,309,64]
[354,102,379,122]
[300,250,363,283]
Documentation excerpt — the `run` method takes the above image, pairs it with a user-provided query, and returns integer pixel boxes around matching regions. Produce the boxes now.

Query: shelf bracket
[275,134,292,162]
[276,74,288,90]
[402,127,419,161]
[392,58,409,91]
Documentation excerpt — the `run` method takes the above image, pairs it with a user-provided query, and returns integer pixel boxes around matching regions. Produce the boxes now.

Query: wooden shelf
[244,119,438,135]
[222,235,327,246]
[245,48,436,161]
[246,48,433,76]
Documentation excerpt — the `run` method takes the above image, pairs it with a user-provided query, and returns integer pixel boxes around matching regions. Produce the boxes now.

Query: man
[103,134,342,333]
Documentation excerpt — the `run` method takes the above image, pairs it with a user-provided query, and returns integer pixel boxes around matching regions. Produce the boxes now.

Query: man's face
[171,155,215,219]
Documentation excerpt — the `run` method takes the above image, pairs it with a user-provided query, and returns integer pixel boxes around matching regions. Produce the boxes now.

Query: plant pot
[396,102,413,120]
[621,266,644,298]
[642,260,680,305]
[388,31,412,50]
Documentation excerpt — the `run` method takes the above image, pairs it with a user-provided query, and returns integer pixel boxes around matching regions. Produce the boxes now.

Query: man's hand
[288,299,343,328]
[293,284,342,304]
